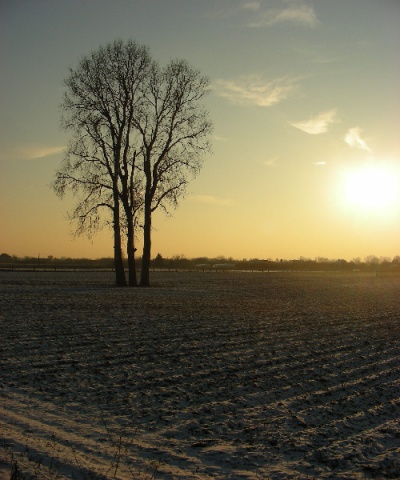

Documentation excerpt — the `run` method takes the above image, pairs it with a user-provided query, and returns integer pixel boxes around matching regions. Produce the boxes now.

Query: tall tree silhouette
[136,60,212,286]
[54,40,150,286]
[53,40,212,286]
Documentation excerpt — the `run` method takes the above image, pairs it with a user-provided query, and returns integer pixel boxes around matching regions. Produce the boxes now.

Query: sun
[342,164,399,211]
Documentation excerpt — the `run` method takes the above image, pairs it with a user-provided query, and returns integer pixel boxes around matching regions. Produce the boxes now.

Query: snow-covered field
[0,271,399,479]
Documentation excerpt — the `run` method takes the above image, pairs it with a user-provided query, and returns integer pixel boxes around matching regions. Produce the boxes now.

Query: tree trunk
[140,204,152,287]
[126,212,137,287]
[114,238,126,286]
[113,205,127,287]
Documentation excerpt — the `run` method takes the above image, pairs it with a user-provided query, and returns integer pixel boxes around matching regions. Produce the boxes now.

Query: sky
[1,0,400,261]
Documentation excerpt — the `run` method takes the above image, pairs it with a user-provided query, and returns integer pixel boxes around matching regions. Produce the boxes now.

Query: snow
[0,271,399,479]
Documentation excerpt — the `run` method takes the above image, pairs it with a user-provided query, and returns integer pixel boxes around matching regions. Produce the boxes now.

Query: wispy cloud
[213,134,228,142]
[14,145,65,159]
[190,195,235,207]
[313,161,326,166]
[214,74,297,107]
[261,156,279,167]
[293,46,342,65]
[246,1,318,28]
[291,109,339,134]
[241,1,261,11]
[344,127,371,152]
[207,1,317,28]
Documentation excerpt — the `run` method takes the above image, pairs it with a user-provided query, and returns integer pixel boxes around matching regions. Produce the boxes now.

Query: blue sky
[1,0,399,260]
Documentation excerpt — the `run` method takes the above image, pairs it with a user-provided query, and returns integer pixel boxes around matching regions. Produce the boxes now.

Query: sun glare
[342,164,399,211]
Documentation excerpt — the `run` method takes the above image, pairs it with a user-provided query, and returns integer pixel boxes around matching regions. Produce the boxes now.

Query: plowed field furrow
[1,271,399,479]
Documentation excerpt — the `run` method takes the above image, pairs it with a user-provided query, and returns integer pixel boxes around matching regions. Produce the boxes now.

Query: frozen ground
[0,270,399,479]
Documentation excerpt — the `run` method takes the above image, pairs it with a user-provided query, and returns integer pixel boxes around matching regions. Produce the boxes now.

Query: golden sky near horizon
[1,0,400,261]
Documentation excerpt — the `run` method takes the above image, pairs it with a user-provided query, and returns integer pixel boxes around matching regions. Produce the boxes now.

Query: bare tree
[53,40,151,286]
[136,60,213,286]
[53,40,212,287]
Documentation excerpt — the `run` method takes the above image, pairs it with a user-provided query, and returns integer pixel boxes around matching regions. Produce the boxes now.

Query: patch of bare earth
[0,271,399,479]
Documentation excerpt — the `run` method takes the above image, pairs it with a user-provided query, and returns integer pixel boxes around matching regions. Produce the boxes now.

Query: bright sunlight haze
[342,164,399,211]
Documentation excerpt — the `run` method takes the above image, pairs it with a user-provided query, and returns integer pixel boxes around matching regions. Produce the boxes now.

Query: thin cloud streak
[291,109,339,134]
[246,2,318,28]
[241,1,261,11]
[344,127,371,152]
[206,1,317,28]
[261,156,279,167]
[190,195,235,207]
[214,75,297,107]
[213,134,228,142]
[15,145,65,160]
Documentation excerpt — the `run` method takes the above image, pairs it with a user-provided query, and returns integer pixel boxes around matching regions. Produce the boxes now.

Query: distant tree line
[150,254,400,272]
[1,253,399,273]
